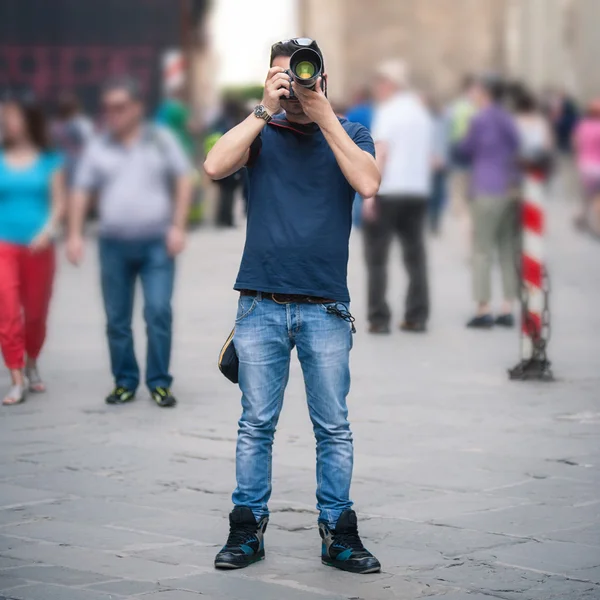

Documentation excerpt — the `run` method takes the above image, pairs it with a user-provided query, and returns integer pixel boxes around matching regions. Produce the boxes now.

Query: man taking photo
[204,38,381,574]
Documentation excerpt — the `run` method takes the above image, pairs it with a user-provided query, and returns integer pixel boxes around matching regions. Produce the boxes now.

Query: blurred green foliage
[221,85,264,102]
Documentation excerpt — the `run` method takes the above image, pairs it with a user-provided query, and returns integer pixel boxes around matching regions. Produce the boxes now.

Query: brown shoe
[368,324,391,335]
[400,321,427,333]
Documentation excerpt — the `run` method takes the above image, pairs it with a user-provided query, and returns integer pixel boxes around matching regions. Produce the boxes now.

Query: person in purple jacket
[459,75,520,329]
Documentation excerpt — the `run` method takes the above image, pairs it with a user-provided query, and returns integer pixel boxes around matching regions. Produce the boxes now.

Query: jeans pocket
[235,296,258,323]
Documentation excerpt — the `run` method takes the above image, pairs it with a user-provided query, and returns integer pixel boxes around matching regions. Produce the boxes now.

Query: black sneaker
[320,510,381,574]
[495,314,515,328]
[466,314,494,329]
[151,387,177,408]
[105,386,136,405]
[214,506,268,570]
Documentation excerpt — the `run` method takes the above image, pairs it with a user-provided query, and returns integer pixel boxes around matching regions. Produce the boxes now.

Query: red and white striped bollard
[509,167,553,381]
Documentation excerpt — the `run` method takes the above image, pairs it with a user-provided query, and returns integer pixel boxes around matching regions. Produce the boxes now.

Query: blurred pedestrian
[459,76,520,329]
[514,90,554,167]
[573,99,600,236]
[205,37,381,574]
[66,76,193,408]
[0,97,66,405]
[207,98,245,228]
[50,91,94,189]
[155,83,195,158]
[448,76,476,217]
[545,87,579,156]
[362,60,433,334]
[346,88,373,130]
[544,86,579,201]
[426,95,451,235]
[347,87,374,228]
[156,84,203,226]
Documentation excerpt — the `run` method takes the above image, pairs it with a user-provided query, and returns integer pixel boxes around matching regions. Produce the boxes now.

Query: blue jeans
[232,294,354,528]
[99,237,175,391]
[429,168,448,233]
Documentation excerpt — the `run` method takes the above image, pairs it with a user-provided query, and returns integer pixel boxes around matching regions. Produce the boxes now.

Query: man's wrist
[255,104,273,123]
[316,108,338,130]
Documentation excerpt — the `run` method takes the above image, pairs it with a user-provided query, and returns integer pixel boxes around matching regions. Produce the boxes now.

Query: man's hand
[66,234,85,266]
[292,77,335,126]
[262,67,290,116]
[29,231,52,254]
[362,196,379,223]
[166,225,186,257]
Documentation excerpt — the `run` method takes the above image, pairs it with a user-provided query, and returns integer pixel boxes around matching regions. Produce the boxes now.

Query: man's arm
[204,114,267,180]
[294,78,380,198]
[171,175,194,231]
[156,127,195,256]
[374,141,388,176]
[165,173,194,257]
[204,66,291,180]
[319,115,381,198]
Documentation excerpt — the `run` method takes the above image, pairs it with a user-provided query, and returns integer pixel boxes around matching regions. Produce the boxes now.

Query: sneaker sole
[214,554,265,570]
[106,396,136,405]
[153,397,177,408]
[322,559,381,574]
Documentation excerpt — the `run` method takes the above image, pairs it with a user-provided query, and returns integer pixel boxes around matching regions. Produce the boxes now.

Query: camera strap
[268,115,317,136]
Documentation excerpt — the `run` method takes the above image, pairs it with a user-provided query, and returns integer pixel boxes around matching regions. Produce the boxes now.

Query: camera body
[284,70,326,99]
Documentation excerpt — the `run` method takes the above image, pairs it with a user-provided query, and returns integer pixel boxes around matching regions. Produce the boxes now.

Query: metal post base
[508,359,554,381]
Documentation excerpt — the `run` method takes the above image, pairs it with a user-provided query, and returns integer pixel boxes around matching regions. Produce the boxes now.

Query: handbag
[218,328,239,384]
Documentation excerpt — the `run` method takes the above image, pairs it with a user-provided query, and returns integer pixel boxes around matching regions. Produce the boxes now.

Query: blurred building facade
[504,0,600,100]
[299,0,600,103]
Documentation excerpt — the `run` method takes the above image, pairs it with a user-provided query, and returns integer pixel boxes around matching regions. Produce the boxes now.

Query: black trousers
[216,177,239,227]
[363,198,430,326]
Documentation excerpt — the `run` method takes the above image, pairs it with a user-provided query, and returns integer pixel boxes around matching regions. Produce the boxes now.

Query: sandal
[26,366,46,393]
[2,384,26,406]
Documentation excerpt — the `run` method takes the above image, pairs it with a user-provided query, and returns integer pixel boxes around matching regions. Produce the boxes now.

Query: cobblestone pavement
[0,193,599,600]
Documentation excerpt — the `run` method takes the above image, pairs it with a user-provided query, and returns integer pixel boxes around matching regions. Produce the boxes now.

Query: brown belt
[240,290,335,304]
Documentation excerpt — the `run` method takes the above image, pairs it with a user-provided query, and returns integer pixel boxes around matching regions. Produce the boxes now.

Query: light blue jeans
[232,293,354,528]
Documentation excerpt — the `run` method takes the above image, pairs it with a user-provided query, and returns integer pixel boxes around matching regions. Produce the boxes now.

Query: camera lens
[289,48,322,89]
[295,61,316,80]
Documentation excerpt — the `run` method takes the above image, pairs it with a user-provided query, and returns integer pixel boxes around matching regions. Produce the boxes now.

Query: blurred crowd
[0,59,599,404]
[337,64,599,334]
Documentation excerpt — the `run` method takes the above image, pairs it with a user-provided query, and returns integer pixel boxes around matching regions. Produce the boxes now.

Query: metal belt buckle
[272,293,293,304]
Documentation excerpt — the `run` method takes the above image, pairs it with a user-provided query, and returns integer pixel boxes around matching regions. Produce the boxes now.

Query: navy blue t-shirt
[234,115,375,302]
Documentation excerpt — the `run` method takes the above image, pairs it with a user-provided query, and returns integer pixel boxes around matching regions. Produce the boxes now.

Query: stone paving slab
[1,586,119,600]
[469,540,600,583]
[0,197,599,599]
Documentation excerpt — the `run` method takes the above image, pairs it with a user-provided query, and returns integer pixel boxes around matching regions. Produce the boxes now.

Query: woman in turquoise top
[0,97,66,405]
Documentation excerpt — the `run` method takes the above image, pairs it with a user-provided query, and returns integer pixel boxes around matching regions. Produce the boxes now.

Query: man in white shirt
[362,61,434,334]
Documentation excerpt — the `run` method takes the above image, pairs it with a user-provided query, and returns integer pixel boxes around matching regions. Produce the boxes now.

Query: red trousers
[0,242,55,370]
